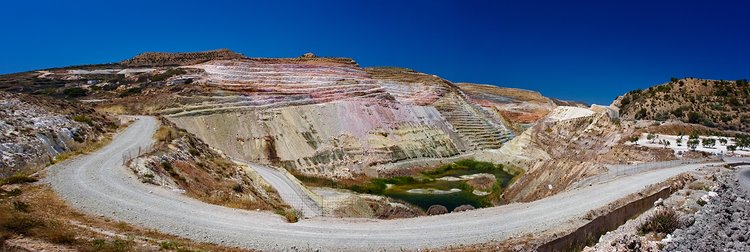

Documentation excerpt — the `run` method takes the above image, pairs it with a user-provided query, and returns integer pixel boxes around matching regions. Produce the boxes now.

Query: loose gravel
[666,167,750,252]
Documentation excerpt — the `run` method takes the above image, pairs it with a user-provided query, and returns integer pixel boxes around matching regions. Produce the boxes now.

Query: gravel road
[739,167,750,194]
[242,162,323,217]
[46,116,720,251]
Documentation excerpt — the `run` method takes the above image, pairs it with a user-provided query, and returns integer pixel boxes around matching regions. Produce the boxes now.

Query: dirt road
[242,162,322,217]
[46,116,719,251]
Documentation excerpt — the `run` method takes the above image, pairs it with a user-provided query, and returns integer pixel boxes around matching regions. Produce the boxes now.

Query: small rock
[453,204,475,212]
[654,198,664,206]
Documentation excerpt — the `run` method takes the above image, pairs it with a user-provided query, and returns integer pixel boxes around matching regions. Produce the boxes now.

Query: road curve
[242,162,322,217]
[47,116,719,251]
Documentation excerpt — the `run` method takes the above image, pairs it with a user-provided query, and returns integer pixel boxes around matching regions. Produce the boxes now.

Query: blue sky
[1,0,748,104]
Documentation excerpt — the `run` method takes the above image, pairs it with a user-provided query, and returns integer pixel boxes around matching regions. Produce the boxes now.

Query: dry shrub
[1,215,41,235]
[154,125,180,143]
[275,209,299,223]
[638,208,680,235]
[37,221,77,245]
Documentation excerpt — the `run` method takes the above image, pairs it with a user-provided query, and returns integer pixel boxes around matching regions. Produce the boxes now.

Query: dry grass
[0,184,254,251]
[95,105,127,115]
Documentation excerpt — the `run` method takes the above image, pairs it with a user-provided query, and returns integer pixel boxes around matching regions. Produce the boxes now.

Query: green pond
[350,159,522,211]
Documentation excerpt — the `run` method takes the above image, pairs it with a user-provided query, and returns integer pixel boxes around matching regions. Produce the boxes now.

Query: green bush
[118,87,142,97]
[62,87,88,97]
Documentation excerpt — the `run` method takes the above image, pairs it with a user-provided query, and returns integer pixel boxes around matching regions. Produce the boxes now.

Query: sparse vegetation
[118,87,142,97]
[618,78,750,132]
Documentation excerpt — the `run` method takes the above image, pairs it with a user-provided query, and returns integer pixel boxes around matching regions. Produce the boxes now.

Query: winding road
[46,116,721,251]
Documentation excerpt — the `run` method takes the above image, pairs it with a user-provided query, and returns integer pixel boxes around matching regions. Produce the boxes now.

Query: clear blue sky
[1,0,748,104]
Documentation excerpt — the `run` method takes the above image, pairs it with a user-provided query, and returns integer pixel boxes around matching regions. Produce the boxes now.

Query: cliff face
[164,59,508,178]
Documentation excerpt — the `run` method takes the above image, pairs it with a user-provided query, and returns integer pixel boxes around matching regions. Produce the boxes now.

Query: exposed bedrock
[159,58,527,179]
[169,100,469,179]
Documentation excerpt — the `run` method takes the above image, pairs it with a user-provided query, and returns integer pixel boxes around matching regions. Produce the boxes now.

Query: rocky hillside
[614,77,750,132]
[0,92,116,177]
[128,118,285,211]
[476,105,675,202]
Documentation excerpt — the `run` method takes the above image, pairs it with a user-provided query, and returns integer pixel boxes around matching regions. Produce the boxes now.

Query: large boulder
[427,205,448,215]
[453,204,475,212]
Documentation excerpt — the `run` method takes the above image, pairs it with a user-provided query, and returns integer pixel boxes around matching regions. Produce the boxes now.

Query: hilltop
[614,77,750,132]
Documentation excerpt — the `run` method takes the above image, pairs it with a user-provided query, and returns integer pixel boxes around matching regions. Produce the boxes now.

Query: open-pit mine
[1,49,749,251]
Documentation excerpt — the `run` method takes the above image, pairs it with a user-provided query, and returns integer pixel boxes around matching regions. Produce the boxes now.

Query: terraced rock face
[157,59,522,178]
[0,50,563,180]
[458,83,557,134]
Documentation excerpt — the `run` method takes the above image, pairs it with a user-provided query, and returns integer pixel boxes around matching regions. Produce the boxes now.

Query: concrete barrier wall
[537,186,674,252]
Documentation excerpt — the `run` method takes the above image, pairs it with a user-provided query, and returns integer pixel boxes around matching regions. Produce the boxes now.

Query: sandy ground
[45,116,720,251]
